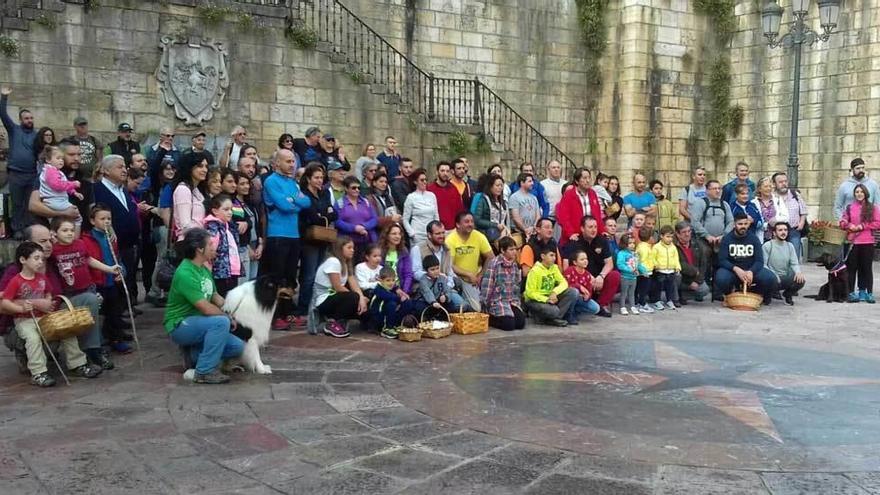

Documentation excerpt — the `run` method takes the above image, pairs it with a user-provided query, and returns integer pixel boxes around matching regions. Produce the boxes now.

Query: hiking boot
[30,372,56,387]
[323,321,350,338]
[847,292,860,303]
[548,319,569,327]
[783,294,794,306]
[865,292,876,304]
[70,363,102,378]
[381,327,399,339]
[194,370,230,384]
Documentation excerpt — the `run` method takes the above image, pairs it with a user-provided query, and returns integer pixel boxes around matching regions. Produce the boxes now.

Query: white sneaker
[653,302,666,311]
[620,307,629,316]
[666,301,677,310]
[630,306,640,315]
[640,304,655,314]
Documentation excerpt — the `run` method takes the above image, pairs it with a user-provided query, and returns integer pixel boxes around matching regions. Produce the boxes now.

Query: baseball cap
[323,134,336,142]
[326,158,343,171]
[73,116,88,126]
[305,126,321,137]
[118,122,133,132]
[192,131,207,139]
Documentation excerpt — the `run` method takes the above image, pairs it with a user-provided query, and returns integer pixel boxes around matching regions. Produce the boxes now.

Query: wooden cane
[105,228,144,369]
[30,309,70,386]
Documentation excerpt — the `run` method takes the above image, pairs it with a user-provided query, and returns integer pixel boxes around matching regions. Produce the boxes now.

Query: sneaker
[596,308,612,318]
[30,372,56,387]
[69,363,102,378]
[292,315,308,327]
[620,307,629,316]
[549,319,569,327]
[630,306,640,315]
[86,349,115,370]
[272,318,292,331]
[653,302,665,311]
[381,327,400,339]
[847,292,860,303]
[865,293,876,304]
[323,321,350,338]
[783,294,794,306]
[110,341,133,354]
[640,304,655,314]
[859,290,869,302]
[673,301,682,308]
[194,369,231,384]
[666,301,676,310]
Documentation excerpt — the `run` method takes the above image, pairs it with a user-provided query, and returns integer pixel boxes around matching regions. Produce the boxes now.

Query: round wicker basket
[822,226,847,245]
[418,306,452,339]
[724,286,763,311]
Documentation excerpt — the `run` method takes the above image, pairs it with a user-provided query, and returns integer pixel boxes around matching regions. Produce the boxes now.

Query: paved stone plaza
[1,263,879,494]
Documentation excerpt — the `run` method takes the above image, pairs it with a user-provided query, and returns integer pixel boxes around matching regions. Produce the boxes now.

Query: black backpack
[700,197,727,224]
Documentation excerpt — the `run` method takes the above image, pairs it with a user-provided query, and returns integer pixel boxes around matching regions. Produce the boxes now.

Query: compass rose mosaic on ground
[448,339,880,448]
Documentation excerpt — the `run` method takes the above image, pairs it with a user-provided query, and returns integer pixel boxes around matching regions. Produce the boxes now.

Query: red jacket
[80,230,119,287]
[556,186,604,246]
[427,181,464,230]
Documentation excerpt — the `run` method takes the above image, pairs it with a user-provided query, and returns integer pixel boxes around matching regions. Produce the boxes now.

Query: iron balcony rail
[296,0,580,171]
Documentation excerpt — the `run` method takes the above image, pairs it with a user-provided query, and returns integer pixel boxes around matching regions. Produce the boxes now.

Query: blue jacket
[615,249,648,281]
[0,95,36,174]
[718,230,764,273]
[376,151,401,179]
[93,180,140,249]
[721,178,756,206]
[730,201,763,237]
[263,172,310,238]
[509,179,550,217]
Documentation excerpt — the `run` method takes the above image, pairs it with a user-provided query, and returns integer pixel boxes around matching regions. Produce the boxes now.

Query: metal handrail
[296,0,580,171]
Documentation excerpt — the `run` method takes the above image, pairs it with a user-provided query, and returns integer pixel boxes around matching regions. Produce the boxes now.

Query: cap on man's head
[118,122,133,132]
[851,157,866,169]
[322,133,336,142]
[192,131,207,139]
[305,126,321,137]
[326,158,343,171]
[73,116,88,126]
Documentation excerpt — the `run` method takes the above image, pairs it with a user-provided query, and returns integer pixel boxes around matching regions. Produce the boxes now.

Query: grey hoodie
[834,176,880,219]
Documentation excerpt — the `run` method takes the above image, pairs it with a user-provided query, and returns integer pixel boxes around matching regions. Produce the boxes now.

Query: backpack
[700,197,727,224]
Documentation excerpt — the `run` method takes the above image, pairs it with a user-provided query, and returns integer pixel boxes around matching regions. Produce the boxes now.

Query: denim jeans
[296,243,325,315]
[69,290,102,351]
[571,297,600,320]
[788,228,803,260]
[170,315,244,375]
[714,267,778,301]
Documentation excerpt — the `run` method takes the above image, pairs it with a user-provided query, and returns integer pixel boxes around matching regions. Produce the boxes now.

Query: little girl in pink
[39,146,83,230]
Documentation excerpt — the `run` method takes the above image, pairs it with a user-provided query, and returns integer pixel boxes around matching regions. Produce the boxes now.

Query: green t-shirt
[163,259,216,333]
[385,250,399,281]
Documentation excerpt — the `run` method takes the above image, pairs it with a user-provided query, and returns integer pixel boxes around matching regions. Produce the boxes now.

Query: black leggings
[99,286,127,342]
[848,244,874,292]
[489,306,526,331]
[318,291,360,321]
[261,237,301,318]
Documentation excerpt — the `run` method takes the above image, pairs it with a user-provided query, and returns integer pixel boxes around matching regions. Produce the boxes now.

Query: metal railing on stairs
[295,0,580,172]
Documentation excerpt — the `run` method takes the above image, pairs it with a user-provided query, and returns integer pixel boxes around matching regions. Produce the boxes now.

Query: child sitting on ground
[652,225,682,309]
[413,254,468,315]
[355,244,382,299]
[563,250,600,323]
[523,245,579,326]
[367,267,416,339]
[39,145,83,232]
[616,233,649,315]
[1,242,102,387]
[635,227,656,313]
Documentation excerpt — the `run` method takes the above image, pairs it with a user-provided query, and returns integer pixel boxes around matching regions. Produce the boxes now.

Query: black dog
[811,252,849,303]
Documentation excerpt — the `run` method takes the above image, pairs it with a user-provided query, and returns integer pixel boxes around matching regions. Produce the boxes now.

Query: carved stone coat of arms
[157,38,229,125]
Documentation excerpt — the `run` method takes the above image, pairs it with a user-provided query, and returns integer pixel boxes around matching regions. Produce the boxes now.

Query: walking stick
[29,309,70,386]
[105,228,144,369]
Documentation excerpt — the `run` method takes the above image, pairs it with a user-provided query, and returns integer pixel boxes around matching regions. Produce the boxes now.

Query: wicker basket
[724,286,763,311]
[397,327,422,342]
[822,226,847,245]
[450,307,489,335]
[37,295,95,341]
[418,306,452,339]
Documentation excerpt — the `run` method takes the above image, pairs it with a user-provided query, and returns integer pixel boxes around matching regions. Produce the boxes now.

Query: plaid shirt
[479,255,522,317]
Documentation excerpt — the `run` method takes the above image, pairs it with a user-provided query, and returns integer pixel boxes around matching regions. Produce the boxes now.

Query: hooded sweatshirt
[834,176,880,220]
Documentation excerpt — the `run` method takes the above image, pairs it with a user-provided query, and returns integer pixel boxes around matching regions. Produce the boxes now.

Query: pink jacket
[840,201,880,244]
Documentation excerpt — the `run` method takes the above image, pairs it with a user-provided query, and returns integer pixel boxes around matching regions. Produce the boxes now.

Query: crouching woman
[163,228,244,384]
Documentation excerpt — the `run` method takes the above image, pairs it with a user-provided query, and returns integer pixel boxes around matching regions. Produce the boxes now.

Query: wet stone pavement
[1,265,880,494]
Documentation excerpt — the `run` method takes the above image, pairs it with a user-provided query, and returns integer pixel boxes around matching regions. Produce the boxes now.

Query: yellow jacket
[635,241,654,272]
[524,262,569,303]
[657,198,677,229]
[651,242,681,272]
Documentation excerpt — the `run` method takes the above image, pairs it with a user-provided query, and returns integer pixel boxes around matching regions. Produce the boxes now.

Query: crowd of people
[2,84,879,385]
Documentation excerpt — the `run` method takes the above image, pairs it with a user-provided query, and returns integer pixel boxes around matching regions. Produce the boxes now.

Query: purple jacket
[334,195,378,244]
[384,250,414,293]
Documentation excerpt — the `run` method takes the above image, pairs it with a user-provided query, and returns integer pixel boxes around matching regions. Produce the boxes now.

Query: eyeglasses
[348,186,360,191]
[417,178,427,183]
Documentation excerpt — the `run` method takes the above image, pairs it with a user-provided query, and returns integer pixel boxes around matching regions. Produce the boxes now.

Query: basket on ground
[418,306,452,339]
[724,286,763,311]
[822,226,847,245]
[398,327,422,342]
[450,307,489,335]
[37,295,95,341]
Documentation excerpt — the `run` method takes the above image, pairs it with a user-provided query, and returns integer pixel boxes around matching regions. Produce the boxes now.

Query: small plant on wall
[285,23,318,49]
[197,3,233,27]
[34,13,58,30]
[0,35,19,57]
[438,130,492,158]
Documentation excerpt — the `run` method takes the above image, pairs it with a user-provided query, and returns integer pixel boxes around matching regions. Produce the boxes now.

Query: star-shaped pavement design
[474,341,880,443]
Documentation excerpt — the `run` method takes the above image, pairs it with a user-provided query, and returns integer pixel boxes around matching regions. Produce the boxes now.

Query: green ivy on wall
[0,35,19,57]
[574,0,609,160]
[695,0,742,159]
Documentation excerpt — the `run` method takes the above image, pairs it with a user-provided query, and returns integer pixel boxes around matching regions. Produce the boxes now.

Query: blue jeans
[170,315,244,375]
[296,243,325,315]
[569,297,600,322]
[714,267,778,302]
[788,228,803,259]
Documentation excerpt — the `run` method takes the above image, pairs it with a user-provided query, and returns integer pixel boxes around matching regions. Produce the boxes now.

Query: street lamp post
[761,0,841,189]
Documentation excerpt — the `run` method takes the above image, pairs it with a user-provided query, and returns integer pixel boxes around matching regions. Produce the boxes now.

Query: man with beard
[391,157,414,214]
[562,215,618,317]
[67,116,102,181]
[28,140,88,224]
[763,222,805,306]
[428,161,463,231]
[834,158,880,219]
[520,217,562,277]
[446,212,494,311]
[450,158,475,209]
[769,172,807,258]
[105,122,140,166]
[1,86,37,236]
[714,213,778,304]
